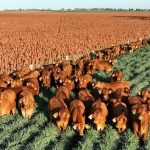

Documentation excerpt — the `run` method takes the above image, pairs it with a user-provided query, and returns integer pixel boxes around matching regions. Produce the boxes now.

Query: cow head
[53,108,70,131]
[73,123,90,136]
[98,88,113,102]
[139,88,150,102]
[112,113,128,133]
[88,110,107,132]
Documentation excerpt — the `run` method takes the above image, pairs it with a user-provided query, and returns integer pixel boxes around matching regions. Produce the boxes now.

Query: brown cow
[60,60,72,77]
[131,104,149,141]
[0,73,13,84]
[111,101,129,133]
[88,100,108,131]
[13,66,33,79]
[48,96,70,131]
[77,89,95,114]
[0,89,16,116]
[78,74,92,89]
[39,69,51,88]
[70,100,90,136]
[24,78,39,96]
[111,70,123,82]
[18,89,35,119]
[21,70,40,80]
[91,59,113,72]
[93,81,130,92]
[96,88,113,102]
[114,88,130,100]
[127,96,143,109]
[139,88,150,102]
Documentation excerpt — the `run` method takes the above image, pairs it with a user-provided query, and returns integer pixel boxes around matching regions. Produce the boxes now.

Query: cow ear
[108,89,113,94]
[39,77,42,81]
[132,110,136,115]
[112,118,116,123]
[98,90,102,94]
[53,112,59,118]
[73,124,78,130]
[112,73,115,77]
[88,114,93,120]
[85,124,90,129]
[138,91,141,95]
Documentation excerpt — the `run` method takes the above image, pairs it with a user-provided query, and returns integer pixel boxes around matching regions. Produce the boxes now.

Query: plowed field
[0,12,150,73]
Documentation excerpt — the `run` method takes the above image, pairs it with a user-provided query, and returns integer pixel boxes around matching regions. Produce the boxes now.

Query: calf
[0,89,16,116]
[131,104,149,141]
[88,100,108,131]
[70,100,90,136]
[18,89,35,119]
[48,96,70,131]
[111,70,123,82]
[111,101,129,133]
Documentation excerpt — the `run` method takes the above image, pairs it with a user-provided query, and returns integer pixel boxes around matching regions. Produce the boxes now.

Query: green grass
[0,45,150,149]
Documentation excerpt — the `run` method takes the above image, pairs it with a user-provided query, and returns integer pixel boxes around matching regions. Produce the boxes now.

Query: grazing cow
[0,89,16,116]
[111,70,123,82]
[91,59,113,72]
[131,104,149,141]
[93,81,130,92]
[24,78,39,96]
[78,74,92,89]
[111,101,129,133]
[22,70,40,80]
[13,66,33,79]
[88,100,108,131]
[139,88,150,102]
[18,89,35,119]
[48,96,70,131]
[70,100,90,136]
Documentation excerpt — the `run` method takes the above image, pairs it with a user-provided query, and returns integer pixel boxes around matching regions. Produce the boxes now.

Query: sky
[0,0,149,10]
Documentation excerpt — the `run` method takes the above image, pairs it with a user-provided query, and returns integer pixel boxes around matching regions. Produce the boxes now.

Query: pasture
[0,44,150,150]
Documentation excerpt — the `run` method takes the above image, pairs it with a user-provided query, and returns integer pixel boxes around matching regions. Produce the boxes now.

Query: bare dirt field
[0,12,150,73]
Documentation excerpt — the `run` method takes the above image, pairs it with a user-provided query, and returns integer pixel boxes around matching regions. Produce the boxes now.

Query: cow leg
[12,107,16,115]
[142,132,148,142]
[56,121,61,131]
[6,110,11,116]
[133,123,138,138]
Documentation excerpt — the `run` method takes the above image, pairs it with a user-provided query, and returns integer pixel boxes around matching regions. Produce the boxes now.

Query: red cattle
[70,100,90,136]
[88,100,108,131]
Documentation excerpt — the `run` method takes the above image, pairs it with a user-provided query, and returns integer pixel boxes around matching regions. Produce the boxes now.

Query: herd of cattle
[0,38,150,142]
